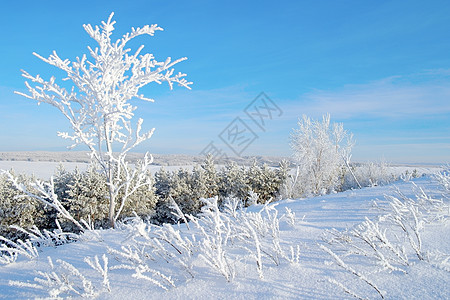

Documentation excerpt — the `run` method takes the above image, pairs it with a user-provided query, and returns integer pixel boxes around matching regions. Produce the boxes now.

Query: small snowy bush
[246,160,286,204]
[0,171,52,240]
[107,196,300,288]
[219,161,249,202]
[436,166,450,193]
[10,256,109,298]
[353,160,397,188]
[55,165,157,232]
[0,220,76,265]
[322,179,450,299]
[152,156,287,224]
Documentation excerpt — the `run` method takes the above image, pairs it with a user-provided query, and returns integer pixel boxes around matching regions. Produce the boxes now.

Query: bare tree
[290,114,357,196]
[15,12,192,228]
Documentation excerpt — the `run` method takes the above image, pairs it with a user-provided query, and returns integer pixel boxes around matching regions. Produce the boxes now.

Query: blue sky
[0,0,449,163]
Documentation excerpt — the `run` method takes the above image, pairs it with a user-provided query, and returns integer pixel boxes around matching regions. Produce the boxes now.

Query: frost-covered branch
[9,257,100,298]
[322,178,450,299]
[321,244,385,299]
[106,196,299,286]
[6,171,88,232]
[85,254,111,292]
[0,235,38,264]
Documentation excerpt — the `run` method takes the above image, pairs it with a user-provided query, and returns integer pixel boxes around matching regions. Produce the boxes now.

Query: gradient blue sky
[0,0,449,163]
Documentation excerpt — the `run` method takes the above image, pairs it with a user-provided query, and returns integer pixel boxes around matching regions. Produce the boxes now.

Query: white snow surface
[0,160,441,181]
[0,161,190,179]
[0,176,448,299]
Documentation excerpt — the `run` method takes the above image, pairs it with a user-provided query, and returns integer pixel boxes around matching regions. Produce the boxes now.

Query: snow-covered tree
[151,156,288,224]
[190,164,209,200]
[52,165,157,231]
[62,166,109,231]
[0,171,49,240]
[153,167,197,224]
[53,164,73,204]
[246,161,283,204]
[200,155,219,198]
[154,167,171,199]
[353,160,395,187]
[170,168,197,215]
[15,13,192,228]
[290,114,354,197]
[219,161,249,202]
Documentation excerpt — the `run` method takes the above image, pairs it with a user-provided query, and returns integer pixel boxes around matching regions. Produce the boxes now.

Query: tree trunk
[105,122,116,228]
[108,181,116,228]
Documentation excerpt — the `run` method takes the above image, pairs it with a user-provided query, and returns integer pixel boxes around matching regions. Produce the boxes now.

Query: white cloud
[282,71,450,120]
[353,143,450,164]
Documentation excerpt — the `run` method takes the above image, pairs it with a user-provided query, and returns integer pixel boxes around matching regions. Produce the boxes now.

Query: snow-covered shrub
[152,167,200,224]
[54,165,157,232]
[153,167,181,224]
[219,160,285,205]
[246,160,286,204]
[190,164,211,200]
[52,164,73,207]
[219,161,249,202]
[219,160,287,206]
[351,160,397,188]
[0,219,76,265]
[193,196,237,281]
[152,156,220,224]
[108,196,300,287]
[246,190,259,207]
[172,169,200,216]
[191,197,300,279]
[320,244,385,299]
[84,254,111,292]
[15,12,191,228]
[200,154,220,199]
[435,166,450,193]
[152,157,288,224]
[0,234,39,265]
[59,166,109,231]
[9,256,107,298]
[10,222,75,249]
[0,170,52,240]
[290,114,354,197]
[109,216,194,289]
[322,180,449,299]
[400,168,422,182]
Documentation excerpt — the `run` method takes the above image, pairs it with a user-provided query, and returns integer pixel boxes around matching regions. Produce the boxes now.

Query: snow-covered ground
[0,161,89,179]
[0,152,289,167]
[0,159,442,181]
[0,155,285,179]
[0,161,191,179]
[0,175,448,299]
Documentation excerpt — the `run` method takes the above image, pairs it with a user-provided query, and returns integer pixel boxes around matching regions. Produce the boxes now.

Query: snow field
[0,175,448,299]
